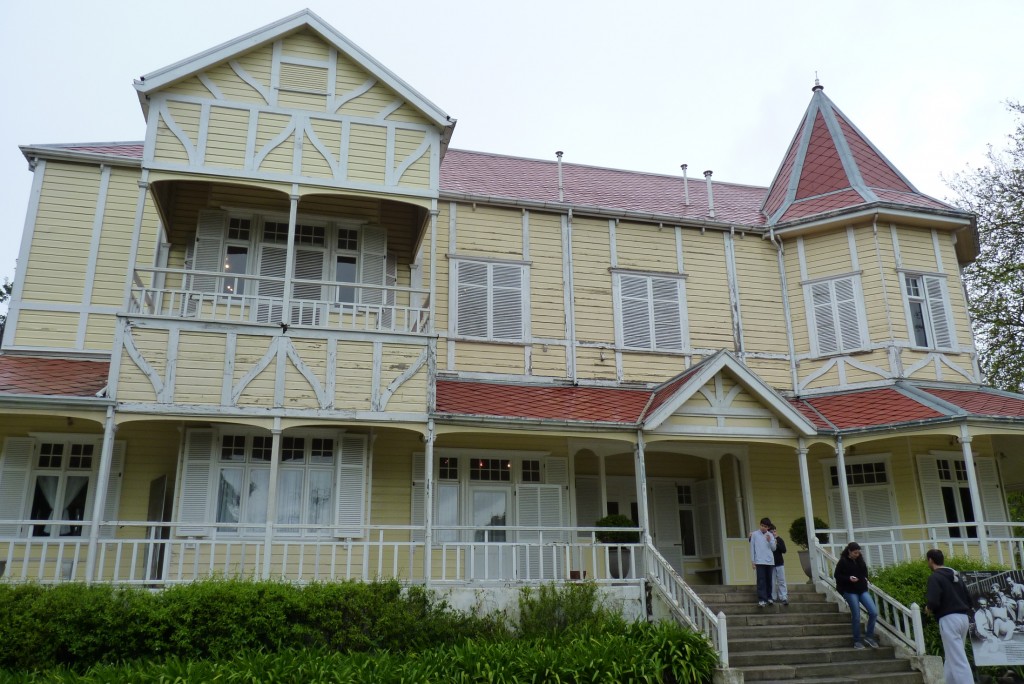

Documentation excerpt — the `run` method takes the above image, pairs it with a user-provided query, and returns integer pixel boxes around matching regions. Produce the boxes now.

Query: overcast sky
[1,0,1021,315]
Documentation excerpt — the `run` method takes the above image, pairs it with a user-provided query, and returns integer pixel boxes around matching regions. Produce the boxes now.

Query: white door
[651,482,684,572]
[469,487,512,579]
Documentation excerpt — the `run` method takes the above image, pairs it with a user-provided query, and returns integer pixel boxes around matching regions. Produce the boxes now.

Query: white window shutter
[456,261,488,337]
[916,455,951,540]
[924,276,953,349]
[516,484,565,579]
[256,245,287,323]
[191,210,226,293]
[290,248,325,325]
[859,487,899,566]
[834,277,863,351]
[435,482,459,544]
[101,441,126,538]
[359,226,387,306]
[811,281,838,355]
[826,487,847,534]
[177,429,214,537]
[574,476,602,540]
[411,452,424,542]
[381,252,398,330]
[976,457,1010,538]
[491,264,524,340]
[0,437,35,536]
[694,479,722,558]
[620,275,652,349]
[544,456,570,542]
[335,435,367,537]
[651,278,684,351]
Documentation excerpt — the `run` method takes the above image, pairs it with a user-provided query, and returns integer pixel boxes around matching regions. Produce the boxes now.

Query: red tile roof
[435,380,650,424]
[926,388,1024,418]
[0,356,109,398]
[792,388,943,430]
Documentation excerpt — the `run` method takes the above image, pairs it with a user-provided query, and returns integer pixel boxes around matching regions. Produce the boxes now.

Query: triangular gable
[762,84,954,227]
[642,350,817,436]
[135,9,451,130]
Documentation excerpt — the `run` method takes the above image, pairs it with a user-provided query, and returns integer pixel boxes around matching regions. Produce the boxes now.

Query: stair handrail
[813,543,926,655]
[643,543,729,668]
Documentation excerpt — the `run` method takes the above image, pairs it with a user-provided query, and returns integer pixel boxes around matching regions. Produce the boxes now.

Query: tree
[948,102,1024,393]
[0,278,11,343]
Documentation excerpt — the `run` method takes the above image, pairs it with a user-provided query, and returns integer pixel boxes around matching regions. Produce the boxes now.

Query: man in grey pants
[925,549,973,684]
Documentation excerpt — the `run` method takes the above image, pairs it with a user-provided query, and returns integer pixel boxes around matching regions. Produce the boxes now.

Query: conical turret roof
[762,84,954,226]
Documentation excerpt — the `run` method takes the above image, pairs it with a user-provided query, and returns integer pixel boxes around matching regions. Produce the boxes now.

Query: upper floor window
[902,274,954,349]
[806,275,866,356]
[452,259,526,341]
[614,272,688,352]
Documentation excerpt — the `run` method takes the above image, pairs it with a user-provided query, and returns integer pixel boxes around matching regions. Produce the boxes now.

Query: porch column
[598,453,608,518]
[634,432,651,544]
[835,436,854,542]
[85,406,117,584]
[428,205,437,334]
[423,420,435,586]
[959,424,989,562]
[796,439,818,582]
[282,189,299,321]
[262,420,283,579]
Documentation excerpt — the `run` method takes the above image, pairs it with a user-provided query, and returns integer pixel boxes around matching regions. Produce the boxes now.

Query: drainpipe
[282,189,299,323]
[85,406,117,584]
[424,419,435,586]
[634,431,651,545]
[769,228,800,392]
[959,424,988,562]
[835,436,854,542]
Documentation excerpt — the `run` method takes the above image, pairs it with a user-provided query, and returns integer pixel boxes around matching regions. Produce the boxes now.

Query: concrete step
[739,659,920,683]
[727,611,850,627]
[729,633,862,653]
[708,601,838,616]
[699,592,830,605]
[728,622,850,639]
[752,674,923,684]
[729,646,901,668]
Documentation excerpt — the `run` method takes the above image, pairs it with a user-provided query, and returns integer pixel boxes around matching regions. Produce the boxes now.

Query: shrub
[788,516,829,550]
[517,581,624,639]
[595,514,640,544]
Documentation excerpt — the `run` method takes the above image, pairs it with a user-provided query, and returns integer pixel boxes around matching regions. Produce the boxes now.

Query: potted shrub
[595,514,640,579]
[789,516,829,581]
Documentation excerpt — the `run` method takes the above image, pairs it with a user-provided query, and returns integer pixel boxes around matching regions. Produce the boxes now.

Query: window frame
[899,271,956,351]
[25,436,102,538]
[803,273,868,357]
[450,257,529,342]
[612,270,689,352]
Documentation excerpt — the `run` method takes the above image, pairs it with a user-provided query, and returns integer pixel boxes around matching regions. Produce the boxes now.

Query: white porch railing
[812,543,927,655]
[129,267,430,334]
[0,521,650,587]
[644,544,728,667]
[817,521,1024,570]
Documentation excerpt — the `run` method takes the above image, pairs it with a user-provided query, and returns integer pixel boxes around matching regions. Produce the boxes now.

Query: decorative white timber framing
[376,347,428,410]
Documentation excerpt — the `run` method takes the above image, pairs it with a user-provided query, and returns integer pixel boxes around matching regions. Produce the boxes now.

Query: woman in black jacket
[833,542,879,649]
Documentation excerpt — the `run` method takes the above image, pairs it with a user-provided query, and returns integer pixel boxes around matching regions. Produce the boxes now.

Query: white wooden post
[262,421,282,579]
[959,424,988,562]
[85,406,117,584]
[423,419,435,586]
[796,439,818,582]
[836,436,854,542]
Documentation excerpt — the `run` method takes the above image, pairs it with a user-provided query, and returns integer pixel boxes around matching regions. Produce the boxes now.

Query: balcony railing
[0,521,648,587]
[129,267,430,334]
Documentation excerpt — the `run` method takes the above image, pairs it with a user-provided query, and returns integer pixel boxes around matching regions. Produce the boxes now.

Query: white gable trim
[642,350,817,436]
[136,9,451,129]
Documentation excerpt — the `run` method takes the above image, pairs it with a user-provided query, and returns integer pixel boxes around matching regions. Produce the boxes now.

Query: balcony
[129,266,430,335]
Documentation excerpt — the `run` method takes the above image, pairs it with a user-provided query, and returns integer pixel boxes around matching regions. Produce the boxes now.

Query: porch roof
[0,355,109,398]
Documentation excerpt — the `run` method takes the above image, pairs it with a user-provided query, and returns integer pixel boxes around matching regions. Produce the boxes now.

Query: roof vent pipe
[704,170,715,218]
[681,164,690,206]
[556,151,564,202]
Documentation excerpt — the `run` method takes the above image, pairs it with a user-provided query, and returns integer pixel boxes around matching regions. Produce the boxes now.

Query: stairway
[691,583,924,684]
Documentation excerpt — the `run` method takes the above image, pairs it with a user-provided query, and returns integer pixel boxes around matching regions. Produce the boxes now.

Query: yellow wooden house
[2,9,1023,631]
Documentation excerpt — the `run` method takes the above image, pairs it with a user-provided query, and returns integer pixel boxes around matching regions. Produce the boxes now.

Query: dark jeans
[842,591,878,642]
[755,564,775,602]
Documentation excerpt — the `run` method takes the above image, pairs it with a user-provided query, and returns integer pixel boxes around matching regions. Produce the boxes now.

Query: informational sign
[962,570,1024,666]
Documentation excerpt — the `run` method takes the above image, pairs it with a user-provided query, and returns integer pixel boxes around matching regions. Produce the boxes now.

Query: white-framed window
[176,429,367,538]
[613,272,688,352]
[916,453,1009,540]
[901,273,955,350]
[823,455,899,565]
[0,435,124,539]
[451,259,527,341]
[806,274,866,356]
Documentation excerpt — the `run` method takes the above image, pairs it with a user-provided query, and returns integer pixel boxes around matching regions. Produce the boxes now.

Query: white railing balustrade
[813,544,926,655]
[644,544,728,667]
[128,267,430,334]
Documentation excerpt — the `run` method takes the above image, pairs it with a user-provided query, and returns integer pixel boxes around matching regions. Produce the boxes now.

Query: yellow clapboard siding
[278,91,328,111]
[575,347,617,381]
[802,231,855,278]
[283,339,329,410]
[782,244,812,354]
[334,52,374,101]
[173,332,228,404]
[333,341,374,410]
[255,112,295,174]
[155,122,189,163]
[205,107,250,169]
[307,118,343,177]
[531,344,568,378]
[202,62,267,104]
[114,422,182,523]
[166,101,202,147]
[161,76,215,99]
[745,359,792,391]
[116,348,159,403]
[894,226,939,271]
[340,82,399,119]
[84,315,116,350]
[571,217,614,344]
[683,232,733,349]
[615,221,678,272]
[13,311,78,347]
[299,129,335,179]
[724,416,776,429]
[281,30,331,60]
[394,128,430,188]
[529,213,567,341]
[233,47,273,93]
[733,238,788,352]
[455,204,522,258]
[620,353,688,383]
[386,103,430,126]
[802,362,841,391]
[347,123,387,184]
[454,342,525,374]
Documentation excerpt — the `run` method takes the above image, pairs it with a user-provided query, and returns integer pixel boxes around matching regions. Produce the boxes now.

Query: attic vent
[279,62,329,94]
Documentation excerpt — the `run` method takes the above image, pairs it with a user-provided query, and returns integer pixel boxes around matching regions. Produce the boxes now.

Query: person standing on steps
[833,542,879,649]
[925,549,974,684]
[749,517,777,607]
[769,524,788,606]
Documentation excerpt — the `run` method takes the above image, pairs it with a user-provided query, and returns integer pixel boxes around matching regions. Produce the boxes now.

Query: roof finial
[812,71,823,92]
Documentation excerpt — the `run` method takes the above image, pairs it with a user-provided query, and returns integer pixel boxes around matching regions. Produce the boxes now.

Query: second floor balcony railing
[129,267,431,334]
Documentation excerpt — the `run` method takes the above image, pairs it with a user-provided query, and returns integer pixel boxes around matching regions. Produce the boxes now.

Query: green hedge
[0,579,718,683]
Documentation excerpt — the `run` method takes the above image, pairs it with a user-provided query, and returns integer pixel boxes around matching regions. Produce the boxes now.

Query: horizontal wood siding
[339,81,399,119]
[84,316,116,350]
[616,221,678,272]
[386,103,430,126]
[531,344,570,378]
[234,336,277,407]
[162,76,213,99]
[454,342,525,374]
[801,231,854,279]
[203,61,267,105]
[282,30,330,60]
[285,338,328,410]
[155,120,189,163]
[394,129,429,189]
[682,231,732,350]
[529,212,566,342]
[255,112,295,174]
[369,431,420,527]
[733,237,788,353]
[333,341,374,410]
[571,217,613,345]
[114,422,182,524]
[745,358,792,390]
[782,244,811,355]
[893,227,937,272]
[454,204,522,258]
[92,169,144,307]
[347,123,386,184]
[620,353,688,383]
[575,347,617,381]
[13,311,78,347]
[173,332,228,404]
[206,106,250,169]
[803,363,841,391]
[854,226,889,343]
[380,344,428,413]
[278,91,328,111]
[234,47,274,95]
[430,206,450,333]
